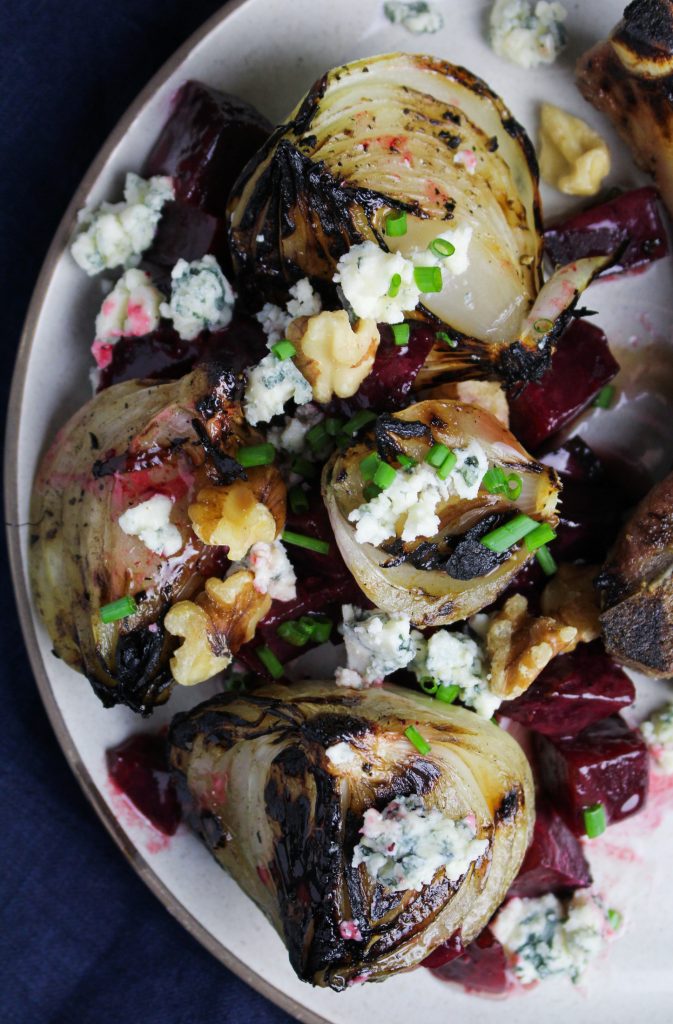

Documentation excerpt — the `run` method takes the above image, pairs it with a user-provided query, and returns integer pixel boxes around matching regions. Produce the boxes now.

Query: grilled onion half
[30,366,285,713]
[228,51,612,383]
[322,399,560,626]
[168,680,534,989]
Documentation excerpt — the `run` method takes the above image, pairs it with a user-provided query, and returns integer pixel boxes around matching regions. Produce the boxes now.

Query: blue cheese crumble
[414,630,500,719]
[353,795,488,892]
[641,700,673,774]
[94,269,163,343]
[384,1,444,34]
[71,173,174,275]
[490,0,567,69]
[333,242,420,324]
[117,493,182,557]
[243,353,312,426]
[336,606,423,687]
[492,893,609,984]
[256,278,322,344]
[245,539,297,602]
[161,255,235,340]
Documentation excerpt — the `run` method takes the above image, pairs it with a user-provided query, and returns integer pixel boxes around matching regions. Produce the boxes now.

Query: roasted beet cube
[142,200,226,284]
[333,323,436,415]
[427,930,510,994]
[545,186,669,278]
[541,436,607,483]
[534,714,649,836]
[507,802,592,899]
[145,80,272,217]
[501,642,635,737]
[106,733,181,836]
[421,932,464,969]
[508,319,619,451]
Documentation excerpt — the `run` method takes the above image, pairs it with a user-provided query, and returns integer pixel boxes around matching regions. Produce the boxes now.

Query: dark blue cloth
[1,4,294,1022]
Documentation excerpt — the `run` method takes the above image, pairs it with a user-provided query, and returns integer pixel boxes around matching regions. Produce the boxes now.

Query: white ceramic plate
[6,1,673,1021]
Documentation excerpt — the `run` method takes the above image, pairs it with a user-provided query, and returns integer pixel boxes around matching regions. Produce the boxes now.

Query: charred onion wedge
[30,366,286,713]
[322,399,560,626]
[168,680,534,989]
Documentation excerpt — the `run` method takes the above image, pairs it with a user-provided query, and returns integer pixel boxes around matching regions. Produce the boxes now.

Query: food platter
[6,0,673,1020]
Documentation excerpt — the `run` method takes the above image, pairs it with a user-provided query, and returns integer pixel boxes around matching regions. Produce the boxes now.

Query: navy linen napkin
[1,3,294,1022]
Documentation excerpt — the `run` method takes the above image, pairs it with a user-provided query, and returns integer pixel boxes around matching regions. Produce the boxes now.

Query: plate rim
[3,3,329,1021]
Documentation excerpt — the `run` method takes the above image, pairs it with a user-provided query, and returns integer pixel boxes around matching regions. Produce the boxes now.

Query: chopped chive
[271,339,296,361]
[388,272,402,298]
[428,237,456,259]
[237,442,276,468]
[277,620,313,647]
[525,522,557,551]
[288,485,309,515]
[413,266,443,293]
[306,422,330,452]
[583,802,607,839]
[436,330,458,348]
[291,456,317,480]
[404,724,431,755]
[100,595,137,623]
[505,473,523,501]
[385,210,408,236]
[281,530,330,555]
[300,614,333,644]
[363,482,382,501]
[419,678,439,695]
[257,645,284,679]
[426,443,450,468]
[480,514,539,554]
[373,461,397,490]
[325,417,344,437]
[391,323,410,346]
[360,451,382,481]
[435,684,460,705]
[342,409,377,436]
[437,450,457,480]
[607,908,622,931]
[593,384,615,409]
[482,466,523,501]
[534,317,554,334]
[398,454,417,468]
[535,544,558,576]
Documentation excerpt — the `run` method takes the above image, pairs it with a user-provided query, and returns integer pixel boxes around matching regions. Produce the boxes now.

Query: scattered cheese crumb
[118,493,182,556]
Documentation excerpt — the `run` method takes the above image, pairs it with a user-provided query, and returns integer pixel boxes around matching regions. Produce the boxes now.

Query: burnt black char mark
[191,418,246,485]
[91,624,173,715]
[445,514,509,580]
[617,0,673,61]
[375,414,430,460]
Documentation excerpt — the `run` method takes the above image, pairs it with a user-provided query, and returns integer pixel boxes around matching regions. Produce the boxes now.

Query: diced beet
[508,319,619,451]
[544,186,669,278]
[106,733,181,836]
[97,316,267,390]
[501,642,635,737]
[145,80,272,218]
[534,714,649,836]
[332,323,436,415]
[421,932,465,969]
[142,200,227,286]
[541,436,607,483]
[428,930,510,994]
[507,802,592,899]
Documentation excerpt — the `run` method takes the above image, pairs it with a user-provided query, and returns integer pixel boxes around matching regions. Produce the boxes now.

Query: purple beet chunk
[142,200,226,286]
[501,642,635,737]
[507,802,592,899]
[541,436,607,483]
[332,323,436,415]
[534,714,649,836]
[508,319,619,451]
[427,930,510,994]
[98,316,267,390]
[544,186,669,277]
[144,80,272,218]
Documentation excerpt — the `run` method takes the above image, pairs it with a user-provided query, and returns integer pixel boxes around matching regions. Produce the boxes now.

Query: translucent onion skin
[322,399,560,627]
[30,366,285,714]
[168,681,534,989]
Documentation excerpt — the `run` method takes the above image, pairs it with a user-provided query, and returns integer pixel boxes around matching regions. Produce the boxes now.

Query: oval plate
[6,1,673,1021]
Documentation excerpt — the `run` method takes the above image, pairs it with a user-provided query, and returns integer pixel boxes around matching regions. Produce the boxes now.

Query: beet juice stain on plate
[106,732,182,837]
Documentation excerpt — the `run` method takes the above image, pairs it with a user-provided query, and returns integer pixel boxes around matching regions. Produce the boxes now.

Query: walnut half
[288,310,379,403]
[189,470,283,560]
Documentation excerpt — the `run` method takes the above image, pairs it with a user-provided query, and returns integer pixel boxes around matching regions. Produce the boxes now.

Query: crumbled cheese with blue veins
[337,605,424,686]
[492,892,609,984]
[453,440,490,499]
[256,278,322,344]
[71,173,174,275]
[94,268,163,342]
[490,0,567,69]
[243,353,312,426]
[413,630,501,719]
[353,794,488,892]
[333,242,420,324]
[384,1,444,34]
[117,493,182,556]
[246,539,297,602]
[641,700,673,774]
[266,405,322,455]
[161,255,235,340]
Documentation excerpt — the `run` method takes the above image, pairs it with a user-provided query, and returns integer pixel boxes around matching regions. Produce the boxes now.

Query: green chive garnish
[281,530,330,555]
[325,417,344,437]
[419,678,439,695]
[480,514,539,553]
[363,482,382,501]
[288,485,309,515]
[437,331,458,348]
[306,422,331,454]
[300,614,333,644]
[535,544,558,576]
[238,442,276,468]
[373,462,397,490]
[607,908,622,930]
[291,456,317,481]
[583,802,607,839]
[534,317,554,334]
[386,210,408,236]
[594,384,615,409]
[277,619,314,647]
[271,339,296,361]
[342,409,377,437]
[360,451,382,481]
[524,523,557,551]
[436,684,460,704]
[404,725,431,755]
[482,465,523,501]
[414,266,443,293]
[100,595,137,623]
[388,273,402,298]
[398,454,417,468]
[426,443,450,468]
[428,237,456,259]
[257,645,284,679]
[391,323,410,346]
[437,450,457,480]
